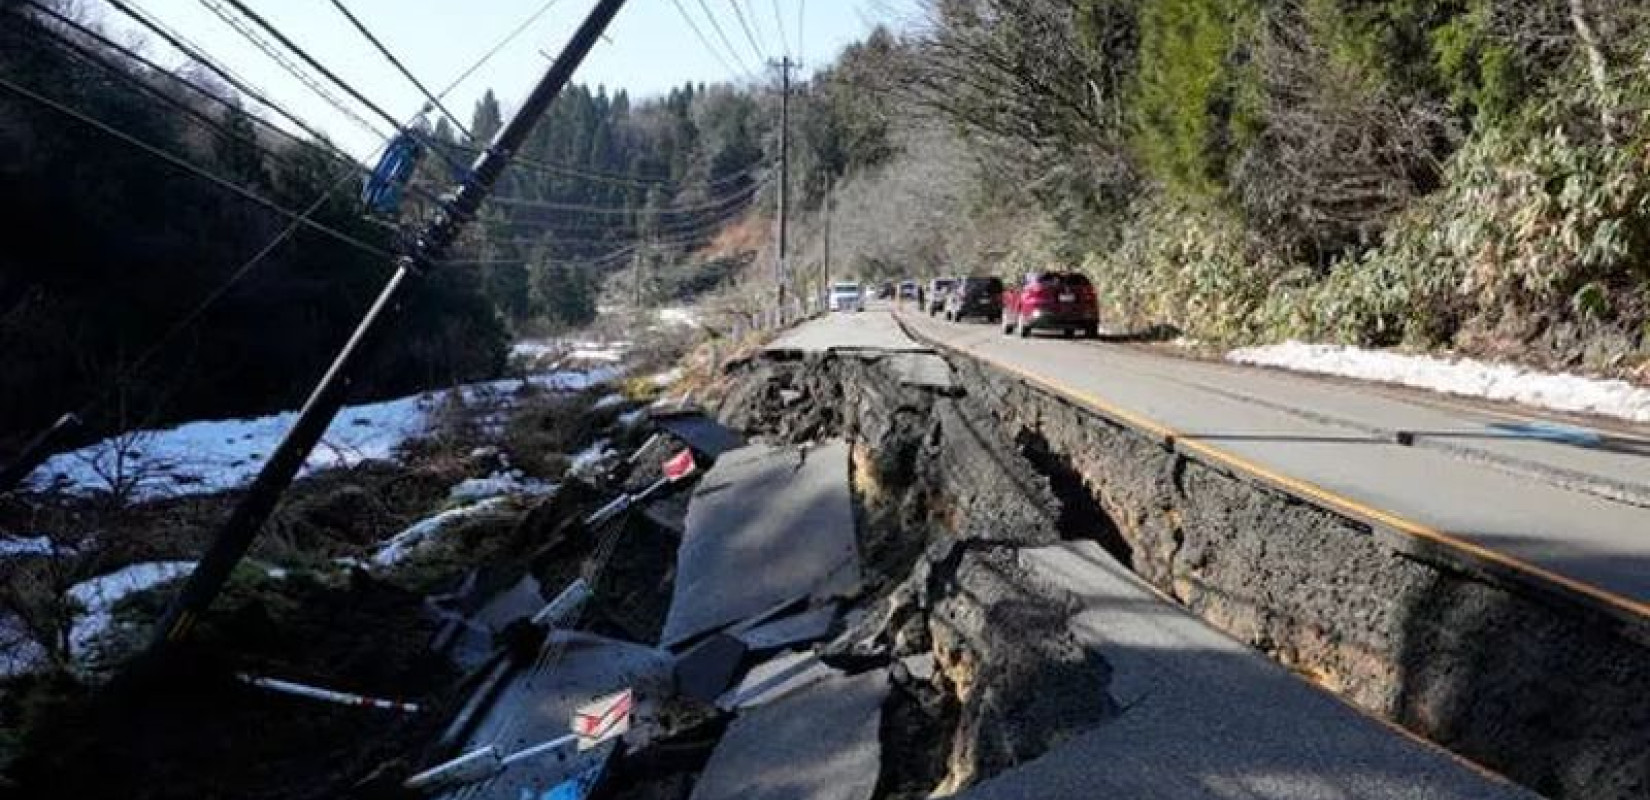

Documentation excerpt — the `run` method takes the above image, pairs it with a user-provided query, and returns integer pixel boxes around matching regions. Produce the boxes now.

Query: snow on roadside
[0,535,58,558]
[656,307,700,328]
[568,439,615,478]
[25,367,622,503]
[448,471,556,503]
[1228,341,1650,424]
[371,497,516,568]
[67,561,194,661]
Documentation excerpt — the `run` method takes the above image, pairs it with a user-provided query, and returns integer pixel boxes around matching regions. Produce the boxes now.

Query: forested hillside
[9,0,1643,458]
[0,0,834,452]
[812,0,1650,380]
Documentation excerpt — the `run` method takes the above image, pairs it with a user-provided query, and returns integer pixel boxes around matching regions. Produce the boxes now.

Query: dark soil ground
[0,378,671,799]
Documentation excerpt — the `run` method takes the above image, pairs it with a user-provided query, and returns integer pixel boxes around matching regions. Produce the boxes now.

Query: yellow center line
[895,310,1650,622]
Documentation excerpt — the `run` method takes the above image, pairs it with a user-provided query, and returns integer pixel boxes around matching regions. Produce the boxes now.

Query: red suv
[1003,271,1099,338]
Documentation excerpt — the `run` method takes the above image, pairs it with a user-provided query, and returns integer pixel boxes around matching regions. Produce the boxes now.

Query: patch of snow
[648,368,684,388]
[1,612,49,678]
[656,307,700,328]
[448,471,556,503]
[26,368,622,502]
[371,497,516,568]
[618,408,648,429]
[1228,341,1650,424]
[568,440,616,477]
[0,535,58,558]
[592,393,627,411]
[67,561,194,660]
[569,348,626,363]
[511,340,561,361]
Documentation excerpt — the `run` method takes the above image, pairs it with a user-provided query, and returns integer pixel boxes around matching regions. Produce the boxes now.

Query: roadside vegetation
[782,1,1650,382]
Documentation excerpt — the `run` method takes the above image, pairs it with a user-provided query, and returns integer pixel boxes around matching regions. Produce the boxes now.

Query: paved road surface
[961,542,1536,800]
[846,305,1650,619]
[758,309,1557,797]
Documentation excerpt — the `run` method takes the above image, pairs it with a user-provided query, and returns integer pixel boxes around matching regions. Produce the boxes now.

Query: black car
[944,276,1004,322]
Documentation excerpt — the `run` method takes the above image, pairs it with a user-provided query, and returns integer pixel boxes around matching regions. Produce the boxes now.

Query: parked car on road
[876,282,895,299]
[944,276,1004,323]
[828,281,865,312]
[1003,271,1098,338]
[926,277,956,315]
[897,280,919,302]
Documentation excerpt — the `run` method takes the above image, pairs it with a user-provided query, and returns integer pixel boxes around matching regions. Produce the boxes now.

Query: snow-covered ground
[568,439,616,478]
[512,338,632,367]
[448,471,556,504]
[24,367,621,503]
[656,307,701,328]
[0,535,58,558]
[1228,341,1650,424]
[371,497,517,568]
[66,561,194,662]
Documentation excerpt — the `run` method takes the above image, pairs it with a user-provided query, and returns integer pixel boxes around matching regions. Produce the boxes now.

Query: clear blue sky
[102,0,922,159]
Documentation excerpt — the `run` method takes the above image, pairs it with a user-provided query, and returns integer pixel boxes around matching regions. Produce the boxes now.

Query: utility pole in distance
[822,178,832,307]
[771,57,795,312]
[149,0,631,653]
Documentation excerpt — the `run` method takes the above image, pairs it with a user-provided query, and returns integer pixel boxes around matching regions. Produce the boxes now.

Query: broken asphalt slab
[956,541,1540,800]
[653,411,747,460]
[732,602,839,653]
[715,649,836,711]
[691,668,889,800]
[438,631,675,799]
[661,440,862,649]
[763,312,956,393]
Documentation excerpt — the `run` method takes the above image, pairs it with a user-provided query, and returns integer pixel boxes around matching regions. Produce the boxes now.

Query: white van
[828,281,865,312]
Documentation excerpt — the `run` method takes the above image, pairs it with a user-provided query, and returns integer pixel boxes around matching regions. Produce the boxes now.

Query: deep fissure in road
[716,346,1649,799]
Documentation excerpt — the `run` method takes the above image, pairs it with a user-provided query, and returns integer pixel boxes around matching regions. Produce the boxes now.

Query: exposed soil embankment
[717,347,1648,799]
[947,354,1648,800]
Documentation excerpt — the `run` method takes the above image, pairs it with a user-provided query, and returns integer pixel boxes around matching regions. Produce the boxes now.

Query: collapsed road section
[311,308,1635,799]
[703,310,1642,799]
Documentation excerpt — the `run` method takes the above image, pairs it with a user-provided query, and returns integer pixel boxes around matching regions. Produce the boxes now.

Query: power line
[0,72,393,259]
[211,0,405,134]
[670,0,744,79]
[769,0,791,58]
[692,0,757,77]
[438,0,566,101]
[17,6,363,195]
[327,0,473,139]
[29,3,340,164]
[486,177,768,216]
[96,0,352,156]
[727,1,769,64]
[201,0,477,178]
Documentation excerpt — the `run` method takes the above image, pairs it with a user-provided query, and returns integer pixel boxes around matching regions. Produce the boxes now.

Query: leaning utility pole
[150,0,630,652]
[772,56,794,311]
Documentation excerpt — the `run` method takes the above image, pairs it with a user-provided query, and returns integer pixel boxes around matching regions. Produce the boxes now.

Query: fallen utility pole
[150,0,631,651]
